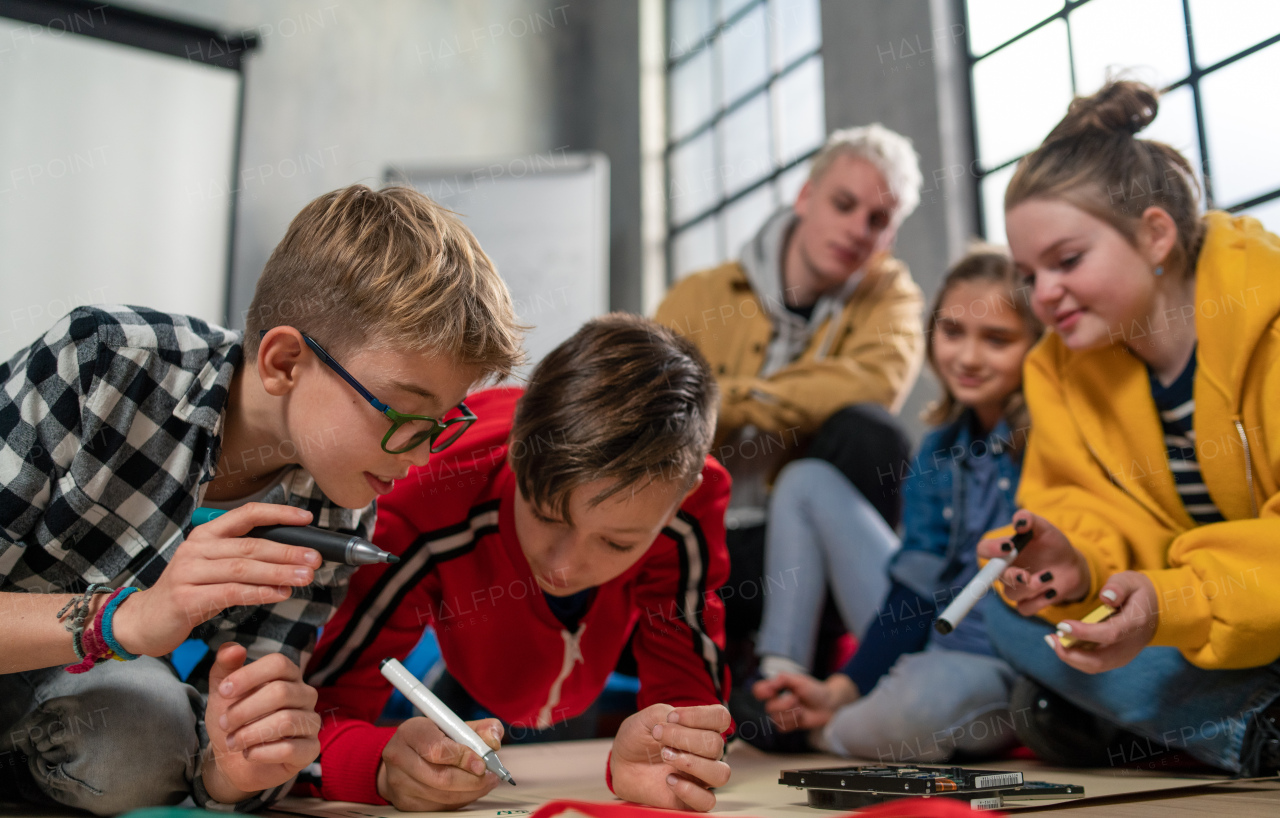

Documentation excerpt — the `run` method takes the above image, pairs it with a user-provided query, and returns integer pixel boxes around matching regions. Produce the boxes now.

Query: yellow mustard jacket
[653,253,924,441]
[1018,211,1280,669]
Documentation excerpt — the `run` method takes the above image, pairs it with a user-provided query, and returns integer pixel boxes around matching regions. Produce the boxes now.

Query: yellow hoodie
[1018,211,1280,670]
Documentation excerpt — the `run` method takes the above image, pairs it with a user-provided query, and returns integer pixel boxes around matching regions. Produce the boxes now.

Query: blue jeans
[757,459,897,668]
[986,598,1280,773]
[0,657,201,814]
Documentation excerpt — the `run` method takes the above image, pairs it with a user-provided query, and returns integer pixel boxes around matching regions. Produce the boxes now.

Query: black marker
[191,508,399,566]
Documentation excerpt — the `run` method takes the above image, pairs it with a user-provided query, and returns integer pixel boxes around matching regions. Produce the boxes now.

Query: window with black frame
[665,0,824,282]
[965,0,1280,244]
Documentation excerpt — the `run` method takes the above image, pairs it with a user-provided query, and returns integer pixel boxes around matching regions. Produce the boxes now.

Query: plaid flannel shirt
[0,305,375,811]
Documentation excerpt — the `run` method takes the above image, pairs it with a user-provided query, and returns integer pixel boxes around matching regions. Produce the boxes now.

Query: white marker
[379,657,516,785]
[935,529,1033,635]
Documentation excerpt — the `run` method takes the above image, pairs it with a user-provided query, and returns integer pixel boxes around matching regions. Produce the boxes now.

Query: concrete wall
[117,0,568,326]
[820,0,977,444]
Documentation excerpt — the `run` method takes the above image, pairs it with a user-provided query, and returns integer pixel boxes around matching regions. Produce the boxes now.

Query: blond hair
[244,184,523,380]
[808,123,923,226]
[1005,80,1204,278]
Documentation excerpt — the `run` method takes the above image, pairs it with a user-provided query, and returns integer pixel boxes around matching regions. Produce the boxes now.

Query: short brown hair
[510,313,717,525]
[244,184,523,380]
[1005,80,1204,279]
[923,244,1044,443]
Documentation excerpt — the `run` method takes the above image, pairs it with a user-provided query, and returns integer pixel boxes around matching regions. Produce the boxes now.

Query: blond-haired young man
[0,185,522,813]
[655,124,926,682]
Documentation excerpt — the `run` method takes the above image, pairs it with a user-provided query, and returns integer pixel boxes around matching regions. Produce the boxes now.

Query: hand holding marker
[191,507,399,566]
[381,657,516,785]
[935,525,1035,635]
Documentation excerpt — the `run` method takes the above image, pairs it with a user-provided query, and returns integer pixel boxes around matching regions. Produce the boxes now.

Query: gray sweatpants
[0,656,201,815]
[817,648,1020,763]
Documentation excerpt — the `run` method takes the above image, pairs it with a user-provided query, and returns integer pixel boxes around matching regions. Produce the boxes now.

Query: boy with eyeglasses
[304,315,734,813]
[0,185,522,813]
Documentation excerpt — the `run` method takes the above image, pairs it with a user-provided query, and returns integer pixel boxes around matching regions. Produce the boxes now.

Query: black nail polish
[1001,541,1013,553]
[1040,571,1053,583]
[1045,589,1058,600]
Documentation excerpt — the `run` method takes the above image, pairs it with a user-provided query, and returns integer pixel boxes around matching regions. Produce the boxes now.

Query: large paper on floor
[265,738,1277,817]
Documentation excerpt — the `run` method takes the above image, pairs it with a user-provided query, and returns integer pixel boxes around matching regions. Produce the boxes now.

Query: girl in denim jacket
[749,246,1043,761]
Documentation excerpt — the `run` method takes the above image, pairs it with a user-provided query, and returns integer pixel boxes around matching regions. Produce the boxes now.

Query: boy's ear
[256,327,307,396]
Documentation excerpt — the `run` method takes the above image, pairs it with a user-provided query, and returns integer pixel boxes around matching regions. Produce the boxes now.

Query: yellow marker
[1057,603,1118,649]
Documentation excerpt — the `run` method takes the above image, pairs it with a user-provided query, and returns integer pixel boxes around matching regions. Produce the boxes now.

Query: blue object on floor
[170,640,208,680]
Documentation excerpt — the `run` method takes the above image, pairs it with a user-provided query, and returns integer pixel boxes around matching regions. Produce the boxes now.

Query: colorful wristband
[101,586,140,661]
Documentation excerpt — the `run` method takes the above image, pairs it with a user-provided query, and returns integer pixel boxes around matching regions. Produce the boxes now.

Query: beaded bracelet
[56,584,111,661]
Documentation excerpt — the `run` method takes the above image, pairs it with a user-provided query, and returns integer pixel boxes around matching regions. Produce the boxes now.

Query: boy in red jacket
[305,314,733,812]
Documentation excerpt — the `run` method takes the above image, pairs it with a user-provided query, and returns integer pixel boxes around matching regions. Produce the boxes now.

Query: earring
[1155,265,1164,276]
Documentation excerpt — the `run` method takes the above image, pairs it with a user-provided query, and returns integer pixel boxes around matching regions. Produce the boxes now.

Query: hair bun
[1045,80,1159,143]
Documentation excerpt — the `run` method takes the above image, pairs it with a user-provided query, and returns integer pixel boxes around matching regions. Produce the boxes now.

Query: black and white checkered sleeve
[0,310,101,581]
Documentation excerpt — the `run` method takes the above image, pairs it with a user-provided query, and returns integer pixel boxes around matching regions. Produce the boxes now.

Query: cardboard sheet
[264,738,1277,816]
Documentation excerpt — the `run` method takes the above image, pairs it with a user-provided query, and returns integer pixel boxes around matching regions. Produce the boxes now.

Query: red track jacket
[303,388,731,803]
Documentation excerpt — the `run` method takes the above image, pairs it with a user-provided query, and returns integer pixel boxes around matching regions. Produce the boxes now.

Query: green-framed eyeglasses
[262,330,477,454]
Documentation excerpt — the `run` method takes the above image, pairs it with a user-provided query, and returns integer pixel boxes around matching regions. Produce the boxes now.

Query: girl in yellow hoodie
[973,80,1280,776]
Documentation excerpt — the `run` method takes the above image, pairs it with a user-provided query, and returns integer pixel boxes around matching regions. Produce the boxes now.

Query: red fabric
[312,721,396,803]
[528,797,1003,818]
[830,633,858,673]
[304,387,732,802]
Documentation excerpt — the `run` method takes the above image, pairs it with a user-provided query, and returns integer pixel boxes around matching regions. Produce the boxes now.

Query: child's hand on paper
[752,671,858,731]
[975,510,1090,615]
[610,703,731,812]
[1045,571,1159,673]
[376,716,504,810]
[112,503,321,658]
[202,643,322,803]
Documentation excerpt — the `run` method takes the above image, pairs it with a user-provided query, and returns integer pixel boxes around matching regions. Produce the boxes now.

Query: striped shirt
[1149,347,1225,524]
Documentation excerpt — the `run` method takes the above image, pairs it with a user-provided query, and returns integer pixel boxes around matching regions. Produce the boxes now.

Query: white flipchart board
[0,16,239,364]
[388,152,610,381]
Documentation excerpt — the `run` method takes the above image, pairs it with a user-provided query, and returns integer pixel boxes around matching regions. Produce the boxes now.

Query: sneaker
[1009,676,1153,767]
[1240,699,1280,777]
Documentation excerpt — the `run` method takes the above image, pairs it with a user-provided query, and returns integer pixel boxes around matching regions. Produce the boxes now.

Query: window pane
[723,182,778,258]
[777,159,811,204]
[1200,44,1280,207]
[672,216,721,279]
[670,49,714,141]
[670,0,715,59]
[720,0,757,23]
[972,19,1072,169]
[773,55,825,166]
[770,0,821,68]
[1241,197,1280,234]
[1188,0,1280,68]
[1143,85,1205,198]
[980,163,1018,246]
[718,4,768,105]
[670,130,718,223]
[717,93,772,196]
[1070,0,1189,94]
[966,0,1063,56]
